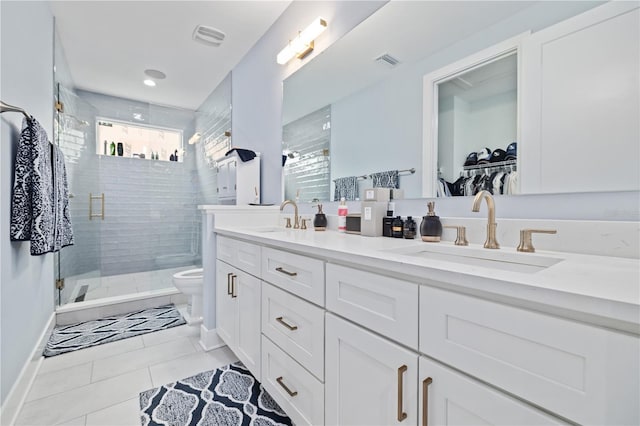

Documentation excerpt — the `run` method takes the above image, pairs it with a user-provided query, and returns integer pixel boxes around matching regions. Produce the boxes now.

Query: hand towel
[333,176,358,201]
[370,170,399,189]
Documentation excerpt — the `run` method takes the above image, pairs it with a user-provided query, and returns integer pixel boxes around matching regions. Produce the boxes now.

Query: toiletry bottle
[338,198,348,232]
[392,216,404,238]
[117,142,124,156]
[420,201,443,242]
[383,201,395,237]
[403,216,417,239]
[110,141,116,155]
[103,140,108,155]
[313,204,327,231]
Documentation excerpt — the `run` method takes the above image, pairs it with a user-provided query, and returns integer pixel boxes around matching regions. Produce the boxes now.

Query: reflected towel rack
[368,168,416,178]
[333,175,368,182]
[0,100,31,121]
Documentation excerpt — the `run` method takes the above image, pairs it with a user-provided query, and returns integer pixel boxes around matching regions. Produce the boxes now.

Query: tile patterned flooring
[15,317,237,425]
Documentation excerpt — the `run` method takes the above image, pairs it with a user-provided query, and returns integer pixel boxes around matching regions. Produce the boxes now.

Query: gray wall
[0,0,55,404]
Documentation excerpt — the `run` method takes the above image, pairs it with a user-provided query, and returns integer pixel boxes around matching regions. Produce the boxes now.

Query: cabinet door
[520,2,639,194]
[235,269,261,380]
[215,260,237,350]
[326,313,418,426]
[419,356,566,426]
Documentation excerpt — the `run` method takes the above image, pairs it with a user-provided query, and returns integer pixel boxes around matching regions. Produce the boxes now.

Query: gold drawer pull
[275,267,297,277]
[422,377,433,426]
[397,365,408,422]
[231,275,237,298]
[276,376,298,397]
[227,273,233,295]
[276,316,298,331]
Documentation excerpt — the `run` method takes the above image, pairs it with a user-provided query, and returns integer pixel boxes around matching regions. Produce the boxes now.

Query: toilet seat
[173,268,203,281]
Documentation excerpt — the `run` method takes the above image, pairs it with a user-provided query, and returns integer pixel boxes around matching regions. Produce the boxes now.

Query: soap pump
[420,201,443,242]
[313,204,327,231]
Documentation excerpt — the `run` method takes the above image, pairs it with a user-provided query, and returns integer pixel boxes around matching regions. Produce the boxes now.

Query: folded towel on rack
[333,176,358,201]
[370,170,399,189]
[10,117,73,255]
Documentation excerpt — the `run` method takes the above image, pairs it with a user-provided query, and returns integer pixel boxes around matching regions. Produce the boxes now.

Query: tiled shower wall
[57,89,200,280]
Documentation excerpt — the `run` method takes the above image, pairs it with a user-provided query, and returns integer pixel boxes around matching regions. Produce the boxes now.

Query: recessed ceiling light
[143,79,156,87]
[144,69,166,80]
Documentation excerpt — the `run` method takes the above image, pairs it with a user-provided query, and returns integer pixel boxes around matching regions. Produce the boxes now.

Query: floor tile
[26,362,92,402]
[91,337,197,382]
[85,398,139,426]
[15,368,152,426]
[189,336,204,352]
[141,324,198,348]
[148,346,237,387]
[39,336,144,375]
[56,416,86,425]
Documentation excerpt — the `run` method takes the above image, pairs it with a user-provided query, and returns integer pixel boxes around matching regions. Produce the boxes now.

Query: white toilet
[172,268,203,325]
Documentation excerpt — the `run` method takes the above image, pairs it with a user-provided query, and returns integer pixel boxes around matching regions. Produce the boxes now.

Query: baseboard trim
[0,311,55,426]
[199,324,226,352]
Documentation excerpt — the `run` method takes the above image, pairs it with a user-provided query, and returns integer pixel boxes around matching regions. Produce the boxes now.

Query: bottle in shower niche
[420,201,443,242]
[103,140,108,155]
[392,216,404,238]
[338,198,348,232]
[117,142,124,156]
[403,216,417,239]
[110,141,116,155]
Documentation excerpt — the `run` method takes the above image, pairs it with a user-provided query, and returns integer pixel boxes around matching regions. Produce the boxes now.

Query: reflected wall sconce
[277,17,327,65]
[188,132,202,145]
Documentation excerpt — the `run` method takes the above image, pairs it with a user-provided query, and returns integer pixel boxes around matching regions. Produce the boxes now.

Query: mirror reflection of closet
[423,35,524,198]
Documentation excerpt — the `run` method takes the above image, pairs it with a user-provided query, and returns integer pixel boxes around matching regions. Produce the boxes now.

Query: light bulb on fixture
[143,79,156,87]
[277,17,327,65]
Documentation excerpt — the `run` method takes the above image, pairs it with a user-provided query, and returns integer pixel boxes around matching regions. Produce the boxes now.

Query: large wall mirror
[282,1,639,202]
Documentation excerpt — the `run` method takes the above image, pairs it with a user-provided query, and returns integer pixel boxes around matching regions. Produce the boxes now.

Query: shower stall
[52,83,202,307]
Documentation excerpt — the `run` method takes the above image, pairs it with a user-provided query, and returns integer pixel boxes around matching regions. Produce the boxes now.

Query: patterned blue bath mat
[44,304,186,357]
[139,361,292,426]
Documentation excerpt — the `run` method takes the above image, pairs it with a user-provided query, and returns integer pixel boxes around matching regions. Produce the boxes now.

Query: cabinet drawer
[262,283,324,380]
[216,235,261,277]
[327,263,419,349]
[419,356,566,425]
[420,286,640,425]
[261,336,324,426]
[261,247,325,306]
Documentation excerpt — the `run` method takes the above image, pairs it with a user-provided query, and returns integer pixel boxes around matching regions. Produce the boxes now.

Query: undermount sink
[385,244,564,274]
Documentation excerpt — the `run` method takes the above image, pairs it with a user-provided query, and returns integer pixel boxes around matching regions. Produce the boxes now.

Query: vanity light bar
[277,17,327,65]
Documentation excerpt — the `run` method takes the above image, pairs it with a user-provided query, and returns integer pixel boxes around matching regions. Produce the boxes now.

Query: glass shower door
[54,83,104,306]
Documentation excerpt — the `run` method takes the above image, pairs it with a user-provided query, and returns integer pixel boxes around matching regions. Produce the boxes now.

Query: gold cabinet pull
[227,272,233,295]
[275,267,297,277]
[231,275,237,298]
[89,193,105,220]
[276,316,298,331]
[397,365,408,422]
[422,377,433,426]
[276,376,298,397]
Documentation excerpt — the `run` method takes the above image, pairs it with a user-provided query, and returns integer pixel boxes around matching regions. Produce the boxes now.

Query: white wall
[0,0,55,406]
[231,1,387,204]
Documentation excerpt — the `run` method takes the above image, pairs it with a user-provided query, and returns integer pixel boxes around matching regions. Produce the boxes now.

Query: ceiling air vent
[375,53,400,68]
[193,25,226,47]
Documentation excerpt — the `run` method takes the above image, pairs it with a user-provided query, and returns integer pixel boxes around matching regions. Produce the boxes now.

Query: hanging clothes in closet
[10,116,74,255]
[440,169,518,197]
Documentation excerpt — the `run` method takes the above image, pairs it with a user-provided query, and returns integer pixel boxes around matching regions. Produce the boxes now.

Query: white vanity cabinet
[325,313,419,426]
[215,237,262,380]
[520,2,640,194]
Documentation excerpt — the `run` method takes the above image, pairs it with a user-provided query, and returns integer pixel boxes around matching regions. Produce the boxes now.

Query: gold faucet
[280,199,300,229]
[471,190,499,249]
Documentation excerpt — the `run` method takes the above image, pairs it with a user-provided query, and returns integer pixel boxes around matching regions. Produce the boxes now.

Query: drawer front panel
[261,336,324,426]
[216,236,261,277]
[420,285,640,425]
[419,356,567,425]
[234,239,261,277]
[262,283,325,380]
[216,235,235,265]
[261,247,325,306]
[326,263,419,349]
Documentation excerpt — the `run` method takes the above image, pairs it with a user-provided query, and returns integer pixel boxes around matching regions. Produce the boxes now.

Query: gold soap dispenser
[420,201,443,242]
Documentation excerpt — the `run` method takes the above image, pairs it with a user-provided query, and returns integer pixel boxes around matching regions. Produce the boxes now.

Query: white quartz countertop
[214,225,640,334]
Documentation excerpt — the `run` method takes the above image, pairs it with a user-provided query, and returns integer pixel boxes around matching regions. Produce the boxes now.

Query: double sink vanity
[200,204,639,426]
